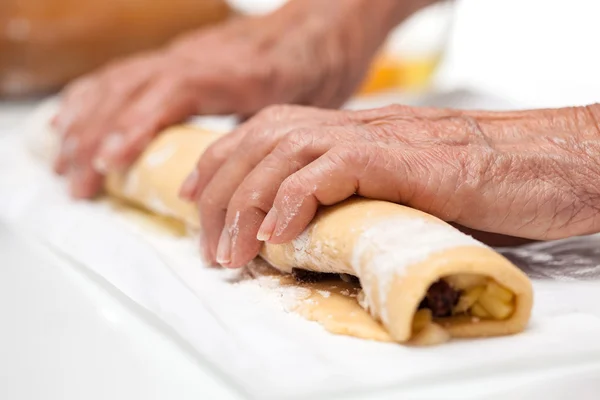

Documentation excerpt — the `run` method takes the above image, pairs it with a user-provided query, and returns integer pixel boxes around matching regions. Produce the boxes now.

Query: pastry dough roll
[105,125,222,224]
[262,199,533,342]
[105,126,533,343]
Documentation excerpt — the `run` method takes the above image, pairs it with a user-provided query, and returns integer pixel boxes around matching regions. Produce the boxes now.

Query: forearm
[354,101,600,238]
[472,104,600,238]
[375,0,443,28]
[466,104,600,146]
[369,102,600,144]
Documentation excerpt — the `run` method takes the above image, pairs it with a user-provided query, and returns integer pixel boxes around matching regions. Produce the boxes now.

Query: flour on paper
[238,258,392,342]
[111,203,393,342]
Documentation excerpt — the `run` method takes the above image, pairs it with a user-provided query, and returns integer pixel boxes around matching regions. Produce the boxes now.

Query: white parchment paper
[2,99,600,400]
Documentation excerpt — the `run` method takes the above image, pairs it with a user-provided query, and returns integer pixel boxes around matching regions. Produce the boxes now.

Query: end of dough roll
[263,198,533,344]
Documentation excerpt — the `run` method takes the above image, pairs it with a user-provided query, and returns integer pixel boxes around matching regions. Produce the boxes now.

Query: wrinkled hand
[53,0,401,198]
[180,103,600,268]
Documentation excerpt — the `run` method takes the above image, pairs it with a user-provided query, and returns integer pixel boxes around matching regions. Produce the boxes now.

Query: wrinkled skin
[180,104,600,268]
[52,0,416,198]
[51,0,600,271]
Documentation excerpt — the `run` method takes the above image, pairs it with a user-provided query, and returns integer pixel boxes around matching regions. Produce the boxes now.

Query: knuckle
[329,144,365,167]
[281,168,322,197]
[260,152,288,173]
[238,127,272,152]
[200,142,226,166]
[455,146,496,191]
[231,187,268,214]
[280,174,305,195]
[243,124,271,142]
[278,129,316,154]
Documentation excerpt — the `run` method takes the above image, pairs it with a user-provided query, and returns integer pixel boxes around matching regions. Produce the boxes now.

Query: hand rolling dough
[105,125,534,344]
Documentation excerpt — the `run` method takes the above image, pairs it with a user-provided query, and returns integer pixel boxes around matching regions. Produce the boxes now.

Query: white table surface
[0,100,242,399]
[0,221,241,400]
[2,95,600,400]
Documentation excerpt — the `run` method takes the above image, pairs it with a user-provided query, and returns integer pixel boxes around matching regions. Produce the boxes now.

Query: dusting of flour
[232,262,312,312]
[289,225,349,274]
[352,217,484,323]
[144,142,177,168]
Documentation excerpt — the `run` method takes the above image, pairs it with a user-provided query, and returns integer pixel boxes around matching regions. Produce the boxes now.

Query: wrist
[340,0,441,47]
[278,0,439,47]
[364,0,441,31]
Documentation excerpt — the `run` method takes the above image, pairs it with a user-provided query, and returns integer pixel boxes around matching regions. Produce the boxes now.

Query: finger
[68,164,104,199]
[198,114,351,265]
[55,56,159,176]
[197,128,285,264]
[64,133,106,198]
[54,77,98,135]
[179,105,336,201]
[221,132,338,268]
[262,143,415,244]
[182,105,342,201]
[53,135,78,175]
[54,83,108,175]
[178,127,247,201]
[55,53,158,135]
[66,85,156,196]
[94,77,198,172]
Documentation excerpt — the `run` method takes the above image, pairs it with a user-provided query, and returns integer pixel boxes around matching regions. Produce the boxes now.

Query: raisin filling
[419,279,460,318]
[291,268,340,283]
[291,269,460,319]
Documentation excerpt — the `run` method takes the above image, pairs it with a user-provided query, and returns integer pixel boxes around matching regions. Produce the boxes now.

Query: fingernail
[92,157,108,174]
[216,228,232,266]
[179,169,199,200]
[257,208,278,242]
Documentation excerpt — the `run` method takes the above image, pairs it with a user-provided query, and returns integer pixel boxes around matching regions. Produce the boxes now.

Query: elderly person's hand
[52,0,431,198]
[180,103,600,268]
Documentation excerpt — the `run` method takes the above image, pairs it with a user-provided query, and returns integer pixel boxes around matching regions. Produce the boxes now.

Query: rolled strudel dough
[105,126,534,345]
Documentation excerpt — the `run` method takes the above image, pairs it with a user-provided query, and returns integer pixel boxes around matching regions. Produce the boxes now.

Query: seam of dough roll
[104,125,534,345]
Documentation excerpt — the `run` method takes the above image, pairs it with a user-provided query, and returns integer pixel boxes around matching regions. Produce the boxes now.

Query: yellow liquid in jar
[357,53,441,95]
